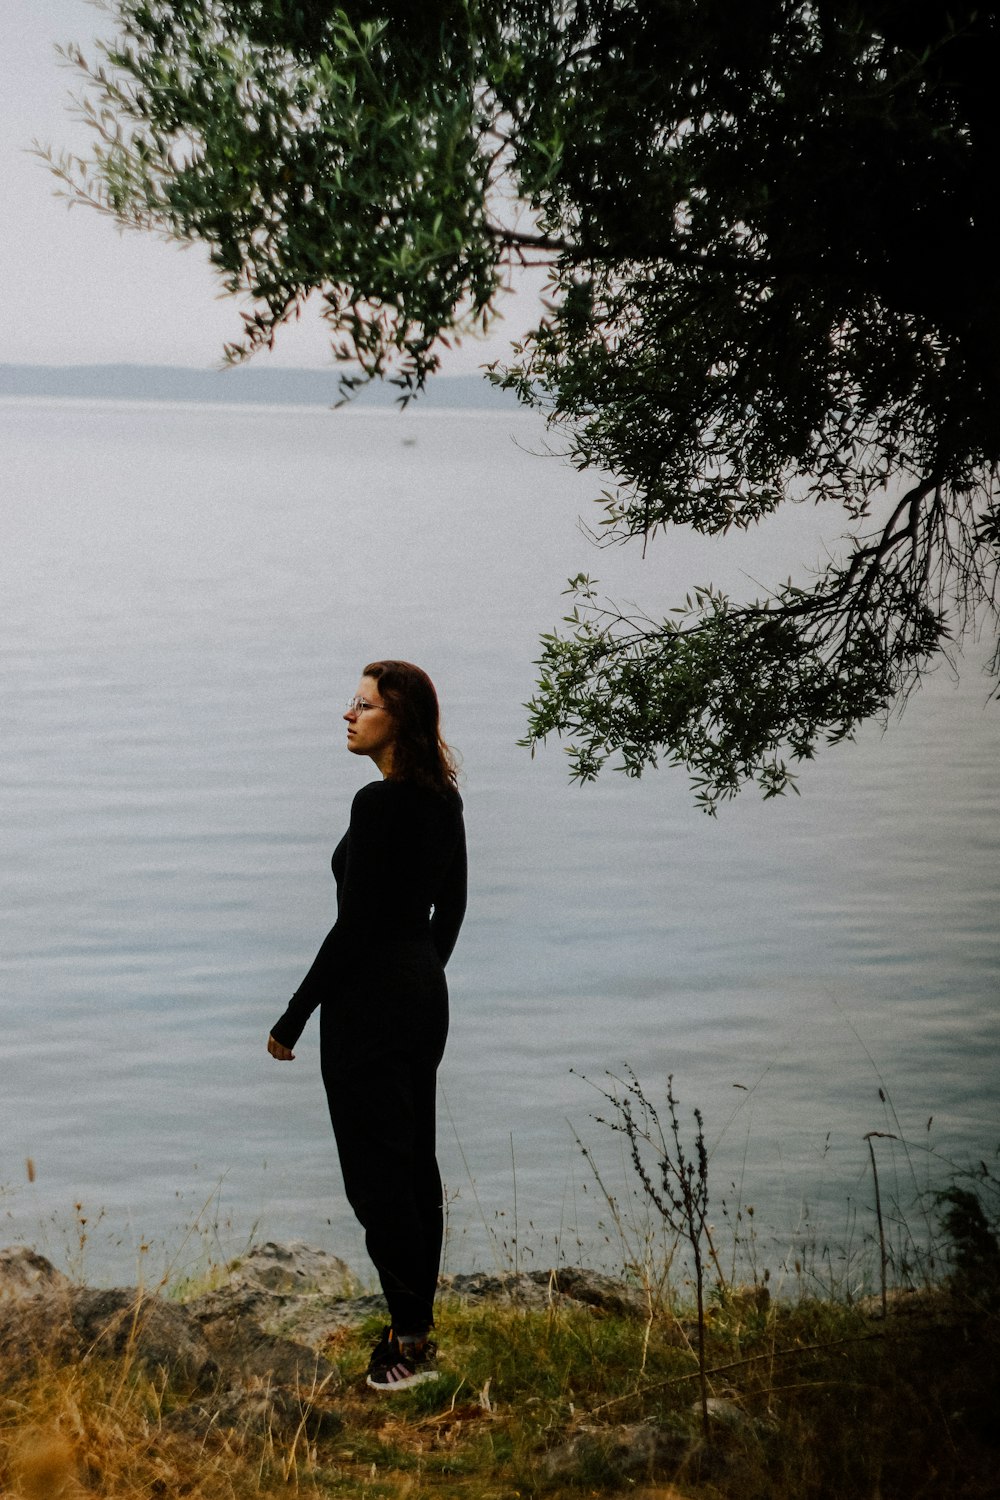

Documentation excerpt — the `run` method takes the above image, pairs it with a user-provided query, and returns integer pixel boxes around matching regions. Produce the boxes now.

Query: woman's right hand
[267,1034,295,1061]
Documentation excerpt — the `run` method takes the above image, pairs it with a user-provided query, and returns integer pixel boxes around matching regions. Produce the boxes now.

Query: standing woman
[267,660,467,1390]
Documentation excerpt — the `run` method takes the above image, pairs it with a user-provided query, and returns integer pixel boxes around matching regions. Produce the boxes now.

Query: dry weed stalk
[593,1067,715,1442]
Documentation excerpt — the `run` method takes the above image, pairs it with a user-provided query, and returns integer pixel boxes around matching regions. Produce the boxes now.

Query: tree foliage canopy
[52,0,1000,808]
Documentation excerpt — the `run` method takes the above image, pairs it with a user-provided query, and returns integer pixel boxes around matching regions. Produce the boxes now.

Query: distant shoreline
[0,363,523,412]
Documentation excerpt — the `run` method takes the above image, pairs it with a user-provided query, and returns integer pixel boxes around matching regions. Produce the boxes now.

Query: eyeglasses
[345,696,386,714]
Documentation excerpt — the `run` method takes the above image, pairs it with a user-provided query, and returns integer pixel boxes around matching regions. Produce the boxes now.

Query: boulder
[0,1279,218,1390]
[440,1269,553,1309]
[70,1288,221,1386]
[197,1312,339,1390]
[0,1241,657,1407]
[542,1405,770,1490]
[540,1421,689,1483]
[545,1265,651,1318]
[0,1246,71,1301]
[0,1246,338,1402]
[182,1240,366,1345]
[162,1383,343,1442]
[439,1265,649,1317]
[224,1241,355,1297]
[700,1395,758,1432]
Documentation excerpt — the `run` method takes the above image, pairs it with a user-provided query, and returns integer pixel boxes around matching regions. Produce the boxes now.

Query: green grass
[5,1113,998,1498]
[2,1269,998,1499]
[298,1286,1000,1497]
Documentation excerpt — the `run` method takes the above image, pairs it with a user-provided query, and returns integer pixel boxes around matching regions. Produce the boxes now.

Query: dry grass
[0,1358,265,1499]
[2,1281,996,1500]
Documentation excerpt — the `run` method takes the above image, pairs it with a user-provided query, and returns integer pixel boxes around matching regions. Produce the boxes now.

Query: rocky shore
[0,1242,653,1447]
[1,1239,990,1499]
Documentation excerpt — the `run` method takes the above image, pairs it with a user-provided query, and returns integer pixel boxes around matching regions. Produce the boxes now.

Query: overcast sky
[4,0,540,372]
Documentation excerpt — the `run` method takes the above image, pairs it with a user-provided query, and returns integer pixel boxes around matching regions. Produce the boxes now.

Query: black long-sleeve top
[269,778,467,1050]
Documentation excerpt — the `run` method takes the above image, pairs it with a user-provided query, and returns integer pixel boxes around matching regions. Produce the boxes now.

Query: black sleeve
[430,811,467,967]
[268,783,395,1049]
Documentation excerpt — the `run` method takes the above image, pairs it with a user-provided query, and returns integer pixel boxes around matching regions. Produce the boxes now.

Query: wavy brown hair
[362,660,459,796]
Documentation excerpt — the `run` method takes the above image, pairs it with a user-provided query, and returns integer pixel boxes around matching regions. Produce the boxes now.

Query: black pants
[321,956,449,1335]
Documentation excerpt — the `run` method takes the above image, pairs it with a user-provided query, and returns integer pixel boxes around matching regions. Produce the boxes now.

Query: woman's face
[344,675,396,767]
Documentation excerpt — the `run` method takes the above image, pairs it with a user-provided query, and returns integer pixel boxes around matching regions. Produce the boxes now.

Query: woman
[268,660,467,1391]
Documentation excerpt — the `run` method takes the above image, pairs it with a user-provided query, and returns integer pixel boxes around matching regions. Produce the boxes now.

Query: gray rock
[0,1245,339,1396]
[189,1284,389,1344]
[440,1269,553,1308]
[542,1407,770,1489]
[545,1265,651,1318]
[224,1241,355,1297]
[162,1383,343,1442]
[0,1241,656,1415]
[287,1291,387,1337]
[197,1312,339,1391]
[0,1284,217,1386]
[184,1281,384,1347]
[0,1247,71,1300]
[180,1241,368,1347]
[180,1283,278,1326]
[541,1421,689,1482]
[72,1288,221,1387]
[0,1283,219,1389]
[700,1395,755,1431]
[181,1252,654,1352]
[438,1265,649,1318]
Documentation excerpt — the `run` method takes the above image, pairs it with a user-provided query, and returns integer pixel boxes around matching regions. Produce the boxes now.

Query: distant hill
[0,363,523,411]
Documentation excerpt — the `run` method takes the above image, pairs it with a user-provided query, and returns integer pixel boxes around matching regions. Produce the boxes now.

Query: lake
[2,395,997,1292]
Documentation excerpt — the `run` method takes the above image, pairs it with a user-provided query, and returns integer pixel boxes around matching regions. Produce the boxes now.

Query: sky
[3,0,541,373]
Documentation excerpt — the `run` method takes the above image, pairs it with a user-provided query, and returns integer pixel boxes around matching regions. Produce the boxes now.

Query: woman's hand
[267,1034,295,1061]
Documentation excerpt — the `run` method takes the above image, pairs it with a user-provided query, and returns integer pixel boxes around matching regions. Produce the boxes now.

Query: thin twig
[585,1329,893,1415]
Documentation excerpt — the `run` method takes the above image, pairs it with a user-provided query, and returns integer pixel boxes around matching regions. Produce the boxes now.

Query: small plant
[593,1067,715,1440]
[938,1168,1000,1310]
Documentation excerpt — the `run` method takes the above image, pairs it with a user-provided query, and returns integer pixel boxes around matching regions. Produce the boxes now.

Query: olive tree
[48,0,1000,808]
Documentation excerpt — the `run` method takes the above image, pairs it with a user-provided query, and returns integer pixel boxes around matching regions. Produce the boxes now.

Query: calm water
[2,396,998,1288]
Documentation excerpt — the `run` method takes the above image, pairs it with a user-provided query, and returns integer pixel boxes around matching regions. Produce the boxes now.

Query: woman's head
[346,660,459,793]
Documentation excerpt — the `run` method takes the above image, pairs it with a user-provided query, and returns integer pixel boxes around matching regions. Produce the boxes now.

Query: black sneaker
[366,1325,393,1374]
[366,1327,438,1391]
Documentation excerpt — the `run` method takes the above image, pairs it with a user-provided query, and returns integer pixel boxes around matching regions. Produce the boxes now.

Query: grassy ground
[2,1274,997,1500]
[5,1091,997,1496]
